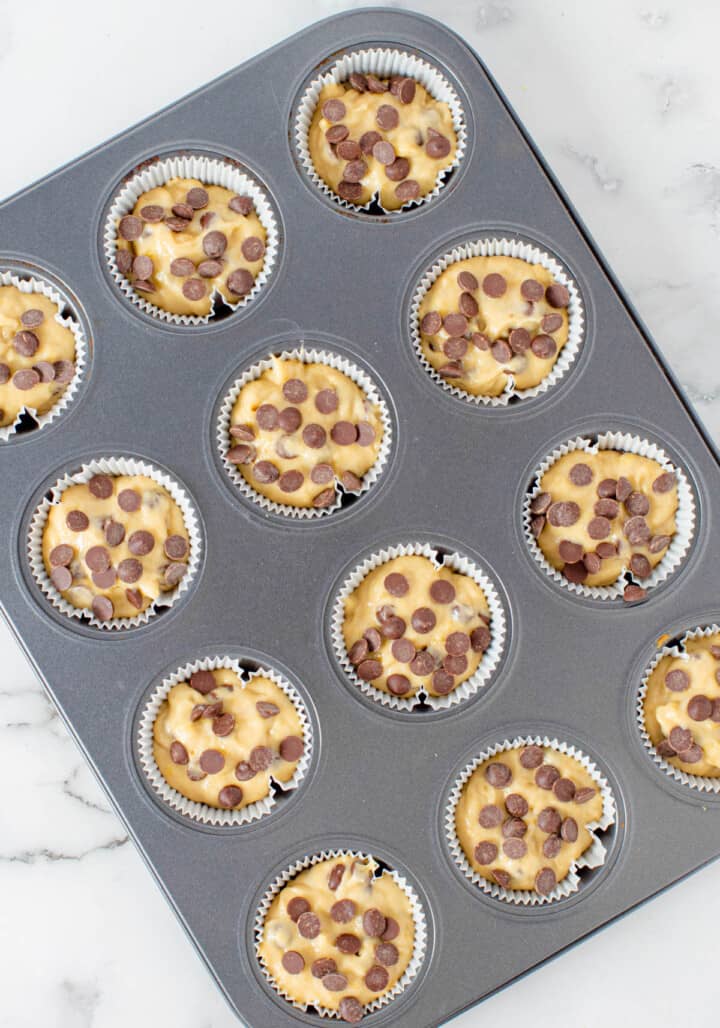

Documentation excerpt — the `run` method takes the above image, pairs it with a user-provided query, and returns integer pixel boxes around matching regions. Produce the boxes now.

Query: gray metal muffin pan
[1,7,719,1027]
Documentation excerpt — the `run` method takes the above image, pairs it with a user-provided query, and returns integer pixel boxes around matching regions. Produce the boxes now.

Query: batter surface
[41,473,190,621]
[342,554,492,700]
[418,255,570,396]
[531,449,678,595]
[644,632,720,777]
[228,357,384,508]
[259,854,414,1023]
[153,668,305,808]
[116,178,266,316]
[308,73,456,209]
[455,744,604,896]
[0,284,77,427]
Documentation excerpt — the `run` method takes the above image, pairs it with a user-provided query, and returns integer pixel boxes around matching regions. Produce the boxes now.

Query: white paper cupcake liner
[331,542,506,711]
[637,624,720,794]
[523,431,695,599]
[28,456,202,630]
[446,735,616,906]
[217,346,392,519]
[137,655,312,825]
[410,237,584,406]
[295,48,466,214]
[255,848,427,1019]
[103,153,279,325]
[0,268,87,440]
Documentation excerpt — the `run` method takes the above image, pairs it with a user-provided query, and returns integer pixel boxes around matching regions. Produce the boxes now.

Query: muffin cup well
[137,655,312,825]
[0,269,88,441]
[331,541,506,711]
[523,431,695,600]
[254,848,427,1019]
[28,456,202,630]
[446,734,616,906]
[637,625,720,794]
[103,153,279,325]
[410,236,584,406]
[295,47,466,214]
[217,346,392,519]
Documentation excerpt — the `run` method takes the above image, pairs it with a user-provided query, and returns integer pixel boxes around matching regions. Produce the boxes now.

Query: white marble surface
[1,1,719,1024]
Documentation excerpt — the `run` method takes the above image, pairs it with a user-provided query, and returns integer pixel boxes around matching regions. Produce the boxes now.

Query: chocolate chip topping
[279,736,304,761]
[229,195,254,215]
[20,308,44,328]
[312,958,338,979]
[128,530,154,556]
[322,98,346,122]
[117,558,142,584]
[482,273,506,298]
[395,180,420,202]
[474,841,498,865]
[426,131,451,158]
[535,764,560,789]
[538,807,562,834]
[91,596,114,621]
[385,157,410,182]
[336,932,361,955]
[547,501,580,527]
[479,804,503,828]
[66,509,89,532]
[331,899,356,924]
[282,951,305,975]
[170,741,188,765]
[50,566,72,592]
[13,330,39,357]
[339,997,363,1024]
[688,694,713,721]
[227,268,254,296]
[376,104,399,130]
[365,966,389,992]
[624,516,651,545]
[535,867,557,896]
[520,745,545,769]
[653,472,676,493]
[545,283,570,308]
[485,761,512,787]
[218,785,243,808]
[118,215,143,240]
[503,838,527,859]
[665,669,690,692]
[297,911,322,939]
[531,334,557,359]
[199,749,225,774]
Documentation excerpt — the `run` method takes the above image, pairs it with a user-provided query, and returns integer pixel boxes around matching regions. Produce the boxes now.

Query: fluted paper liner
[255,848,427,1019]
[217,346,392,519]
[524,431,695,599]
[137,655,312,825]
[331,542,506,711]
[0,269,87,440]
[637,624,720,794]
[446,735,616,906]
[410,236,584,406]
[296,48,466,214]
[103,153,279,325]
[28,456,201,630]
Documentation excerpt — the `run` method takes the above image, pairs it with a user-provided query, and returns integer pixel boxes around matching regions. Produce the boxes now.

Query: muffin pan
[1,8,719,1027]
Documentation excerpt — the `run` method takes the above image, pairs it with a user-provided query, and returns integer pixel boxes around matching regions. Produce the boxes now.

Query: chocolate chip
[239,236,264,263]
[426,132,451,158]
[128,530,154,556]
[13,368,40,389]
[296,911,321,939]
[366,74,388,93]
[408,651,434,676]
[669,726,693,753]
[397,77,416,104]
[315,388,339,414]
[339,997,364,1024]
[547,501,580,527]
[282,951,304,975]
[164,534,188,558]
[390,639,415,665]
[312,958,338,979]
[357,659,382,681]
[278,406,302,433]
[116,489,140,515]
[477,806,502,832]
[558,540,584,563]
[0,363,9,384]
[20,308,44,328]
[688,695,713,721]
[53,360,75,384]
[182,278,206,301]
[623,584,647,603]
[538,807,562,834]
[362,908,387,938]
[594,498,619,518]
[615,476,632,502]
[376,104,399,130]
[474,841,498,864]
[432,669,455,694]
[491,339,512,363]
[680,743,703,763]
[502,816,527,839]
[520,745,545,769]
[364,966,388,993]
[649,534,671,553]
[348,639,369,664]
[364,627,382,651]
[277,470,303,493]
[212,713,235,737]
[503,838,527,859]
[653,472,676,493]
[375,942,399,967]
[280,736,304,761]
[172,202,194,221]
[531,334,557,359]
[509,327,531,354]
[322,98,346,122]
[381,917,399,943]
[254,460,279,484]
[543,835,562,859]
[371,139,396,166]
[485,761,512,787]
[574,787,596,804]
[170,741,188,765]
[190,670,216,695]
[445,632,470,656]
[13,330,39,357]
[50,566,72,591]
[227,268,254,295]
[229,195,254,215]
[568,462,592,486]
[331,899,356,924]
[131,255,154,281]
[553,777,576,802]
[33,361,55,383]
[395,179,420,202]
[629,553,651,578]
[104,520,125,547]
[597,478,617,499]
[287,897,310,922]
[520,278,544,301]
[382,573,408,598]
[356,421,376,447]
[545,283,570,308]
[470,626,491,653]
[385,157,410,182]
[482,273,506,298]
[248,746,273,772]
[327,863,345,891]
[596,541,618,558]
[337,180,364,201]
[195,259,222,279]
[185,186,208,210]
[541,313,563,333]
[491,869,511,889]
[117,558,142,584]
[66,509,89,532]
[199,749,224,774]
[505,793,529,818]
[235,761,255,781]
[118,215,143,240]
[349,70,368,92]
[625,491,650,516]
[91,596,114,621]
[92,567,117,590]
[586,516,611,540]
[49,544,73,567]
[535,764,560,789]
[218,785,243,808]
[336,933,361,955]
[624,516,651,545]
[583,551,601,574]
[535,867,557,896]
[665,669,690,692]
[408,607,434,634]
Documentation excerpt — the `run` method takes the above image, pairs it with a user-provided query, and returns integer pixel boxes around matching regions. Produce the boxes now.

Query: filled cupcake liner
[410,236,584,406]
[137,655,313,825]
[28,456,202,630]
[523,431,695,600]
[217,346,392,519]
[637,624,720,794]
[255,848,427,1019]
[295,48,466,214]
[0,268,88,441]
[103,153,279,325]
[331,541,506,711]
[446,735,616,906]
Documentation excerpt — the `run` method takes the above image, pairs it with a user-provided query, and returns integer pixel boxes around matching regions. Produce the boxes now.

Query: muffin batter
[259,854,414,1023]
[418,255,570,396]
[532,449,678,595]
[308,73,456,209]
[342,554,492,699]
[42,473,190,620]
[116,178,266,316]
[455,744,604,896]
[228,357,384,508]
[0,283,77,427]
[153,668,305,809]
[644,632,720,776]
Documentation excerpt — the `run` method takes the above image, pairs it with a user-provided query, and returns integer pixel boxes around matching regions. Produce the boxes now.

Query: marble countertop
[1,1,719,1025]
